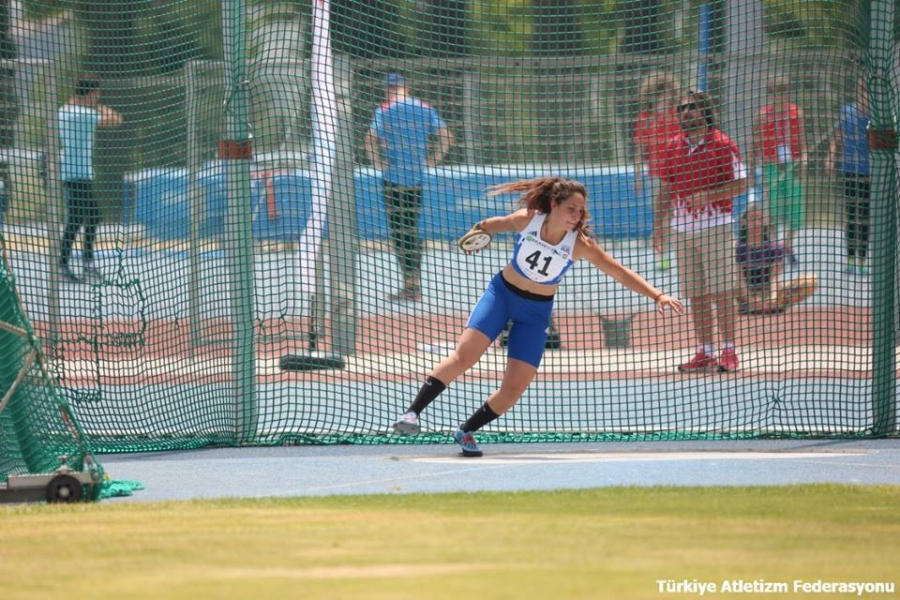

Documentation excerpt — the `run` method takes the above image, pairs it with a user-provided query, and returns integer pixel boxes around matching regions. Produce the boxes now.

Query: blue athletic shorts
[466,272,555,368]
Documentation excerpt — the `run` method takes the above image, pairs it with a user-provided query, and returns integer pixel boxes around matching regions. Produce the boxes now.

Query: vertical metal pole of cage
[42,60,61,348]
[185,60,204,350]
[222,0,257,443]
[867,0,898,435]
[327,54,357,356]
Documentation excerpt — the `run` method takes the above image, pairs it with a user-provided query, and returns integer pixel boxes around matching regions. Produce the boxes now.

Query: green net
[0,0,897,471]
[0,235,103,496]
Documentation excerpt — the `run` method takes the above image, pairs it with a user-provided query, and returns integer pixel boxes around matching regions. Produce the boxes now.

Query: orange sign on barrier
[217,139,253,160]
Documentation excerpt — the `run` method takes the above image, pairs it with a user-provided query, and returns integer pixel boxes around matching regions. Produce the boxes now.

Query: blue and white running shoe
[453,428,483,457]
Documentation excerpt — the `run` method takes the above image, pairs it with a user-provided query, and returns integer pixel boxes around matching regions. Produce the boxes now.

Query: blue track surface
[100,439,900,502]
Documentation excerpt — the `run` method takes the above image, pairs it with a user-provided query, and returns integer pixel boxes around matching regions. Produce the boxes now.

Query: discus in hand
[458,228,492,253]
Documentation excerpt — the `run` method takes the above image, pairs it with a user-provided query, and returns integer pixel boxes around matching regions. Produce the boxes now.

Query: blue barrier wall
[129,164,747,242]
[251,172,312,240]
[130,165,310,241]
[356,165,654,241]
[131,166,225,239]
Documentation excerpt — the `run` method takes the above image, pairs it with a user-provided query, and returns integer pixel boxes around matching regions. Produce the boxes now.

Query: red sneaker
[678,351,718,373]
[718,348,739,373]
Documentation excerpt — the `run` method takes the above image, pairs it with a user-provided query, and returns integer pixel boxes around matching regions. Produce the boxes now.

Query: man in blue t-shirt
[58,75,123,282]
[365,72,454,302]
[827,76,871,276]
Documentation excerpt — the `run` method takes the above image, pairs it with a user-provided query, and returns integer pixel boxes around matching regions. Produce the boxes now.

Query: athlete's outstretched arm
[577,235,684,314]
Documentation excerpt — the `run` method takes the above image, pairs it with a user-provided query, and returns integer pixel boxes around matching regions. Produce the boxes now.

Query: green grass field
[1,484,898,600]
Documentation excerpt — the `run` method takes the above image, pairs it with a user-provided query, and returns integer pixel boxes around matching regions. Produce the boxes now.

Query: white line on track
[409,450,874,465]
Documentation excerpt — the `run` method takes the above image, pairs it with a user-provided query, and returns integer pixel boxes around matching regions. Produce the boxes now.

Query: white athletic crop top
[510,213,579,285]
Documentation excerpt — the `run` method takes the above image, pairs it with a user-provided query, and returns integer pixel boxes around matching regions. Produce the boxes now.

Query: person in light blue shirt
[828,76,871,275]
[58,75,123,282]
[365,72,454,301]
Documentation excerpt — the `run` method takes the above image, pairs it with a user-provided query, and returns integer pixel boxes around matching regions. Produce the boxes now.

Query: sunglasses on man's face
[679,102,700,112]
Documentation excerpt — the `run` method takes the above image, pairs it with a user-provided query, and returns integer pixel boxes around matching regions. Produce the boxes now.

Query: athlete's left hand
[655,294,684,315]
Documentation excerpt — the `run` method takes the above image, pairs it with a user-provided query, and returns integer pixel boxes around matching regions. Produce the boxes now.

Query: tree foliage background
[8,0,892,217]
[20,0,885,74]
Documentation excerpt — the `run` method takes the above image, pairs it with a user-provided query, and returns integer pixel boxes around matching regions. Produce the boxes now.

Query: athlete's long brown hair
[488,177,591,234]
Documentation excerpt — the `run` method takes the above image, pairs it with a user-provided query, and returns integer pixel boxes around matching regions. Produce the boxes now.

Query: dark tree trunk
[0,0,18,148]
[77,0,138,76]
[333,0,407,59]
[74,0,138,220]
[531,0,587,162]
[532,0,584,56]
[421,0,467,57]
[619,0,661,54]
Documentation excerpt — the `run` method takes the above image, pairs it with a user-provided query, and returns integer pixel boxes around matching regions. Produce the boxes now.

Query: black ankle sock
[408,376,447,415]
[460,402,500,433]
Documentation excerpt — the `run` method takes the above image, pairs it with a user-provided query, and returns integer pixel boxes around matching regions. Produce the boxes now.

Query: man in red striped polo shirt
[656,91,748,373]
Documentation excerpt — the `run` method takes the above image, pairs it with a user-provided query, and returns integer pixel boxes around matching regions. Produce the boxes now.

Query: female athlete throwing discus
[392,177,684,456]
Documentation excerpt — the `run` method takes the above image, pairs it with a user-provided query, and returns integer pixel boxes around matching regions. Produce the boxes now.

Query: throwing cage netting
[0,0,897,479]
[0,235,104,498]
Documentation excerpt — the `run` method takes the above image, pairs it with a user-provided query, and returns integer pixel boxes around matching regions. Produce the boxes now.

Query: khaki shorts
[675,223,739,299]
